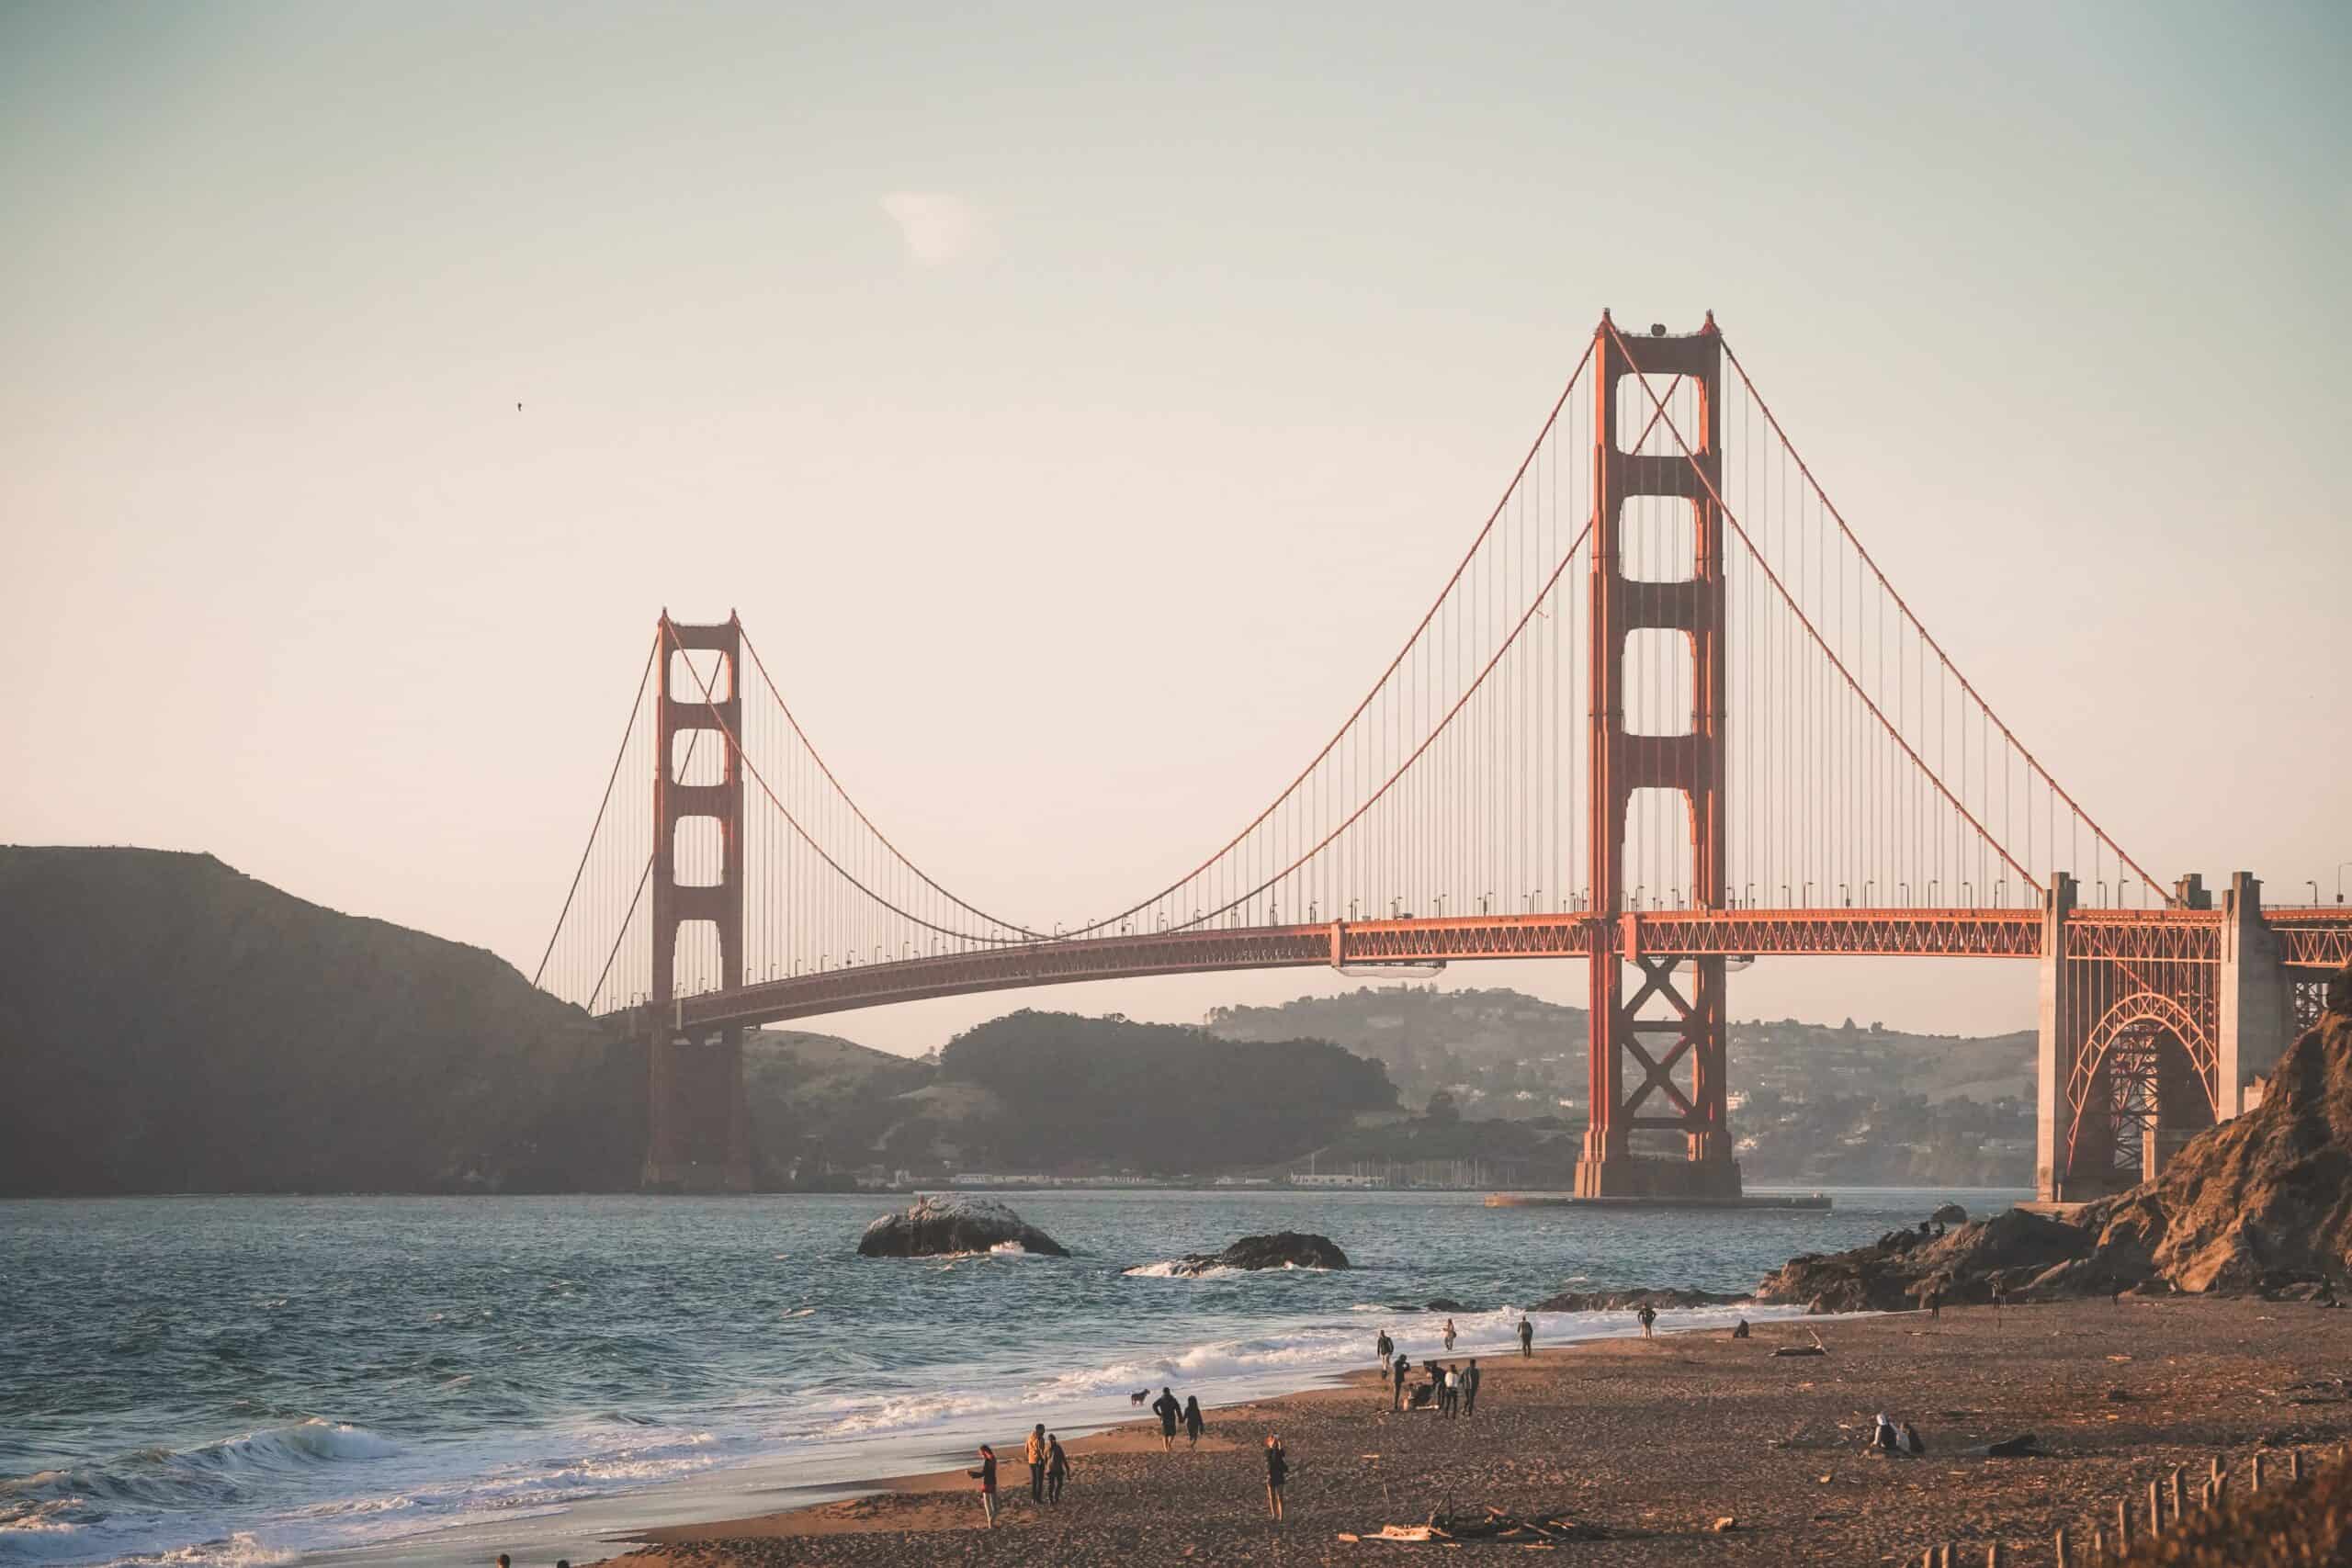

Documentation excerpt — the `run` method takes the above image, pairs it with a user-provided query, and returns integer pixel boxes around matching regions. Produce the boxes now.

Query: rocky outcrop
[1535,1286,1746,1312]
[1930,1201,1970,1226]
[2079,967,2352,1294]
[1164,1232,1350,1274]
[1757,1209,2098,1313]
[856,1193,1069,1258]
[1758,965,2352,1311]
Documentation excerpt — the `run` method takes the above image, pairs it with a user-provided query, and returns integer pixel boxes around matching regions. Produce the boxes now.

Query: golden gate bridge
[531,314,2352,1203]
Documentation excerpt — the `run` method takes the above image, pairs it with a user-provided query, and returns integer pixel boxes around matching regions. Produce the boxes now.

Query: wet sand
[600,1298,2352,1565]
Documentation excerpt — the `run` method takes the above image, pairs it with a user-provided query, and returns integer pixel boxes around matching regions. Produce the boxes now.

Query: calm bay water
[0,1188,2018,1566]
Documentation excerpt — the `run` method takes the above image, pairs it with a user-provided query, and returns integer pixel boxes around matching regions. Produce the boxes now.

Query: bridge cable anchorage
[530,626,658,989]
[736,629,1042,940]
[662,619,1037,948]
[1715,333,2169,908]
[1042,335,1601,942]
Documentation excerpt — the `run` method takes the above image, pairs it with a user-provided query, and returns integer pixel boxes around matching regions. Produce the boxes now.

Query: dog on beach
[1129,1389,1149,1406]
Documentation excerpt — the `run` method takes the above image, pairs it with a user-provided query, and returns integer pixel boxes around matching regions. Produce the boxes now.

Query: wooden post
[2290,1448,2302,1482]
[2169,1465,2184,1519]
[1986,1543,2001,1568]
[2090,1524,2105,1560]
[2053,1525,2070,1568]
[2147,1479,2161,1535]
[2253,1450,2265,1489]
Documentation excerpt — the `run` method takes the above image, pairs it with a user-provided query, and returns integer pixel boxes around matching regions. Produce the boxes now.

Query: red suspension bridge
[533,314,2351,1201]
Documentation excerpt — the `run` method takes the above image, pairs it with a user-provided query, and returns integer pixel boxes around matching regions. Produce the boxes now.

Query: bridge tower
[1576,314,1741,1201]
[644,613,753,1193]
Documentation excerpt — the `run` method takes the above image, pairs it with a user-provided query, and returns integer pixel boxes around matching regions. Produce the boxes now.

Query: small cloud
[879,192,989,266]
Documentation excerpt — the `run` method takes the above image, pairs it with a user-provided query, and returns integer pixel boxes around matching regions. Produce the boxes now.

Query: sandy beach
[597,1297,2352,1566]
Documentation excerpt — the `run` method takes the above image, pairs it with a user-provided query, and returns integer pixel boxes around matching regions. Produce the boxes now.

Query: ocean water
[0,1189,2018,1566]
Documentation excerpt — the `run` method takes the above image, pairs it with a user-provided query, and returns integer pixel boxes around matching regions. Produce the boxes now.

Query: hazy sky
[6,1,2346,1055]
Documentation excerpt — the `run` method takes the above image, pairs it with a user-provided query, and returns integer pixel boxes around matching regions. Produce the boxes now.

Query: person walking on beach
[1391,1352,1410,1411]
[1263,1433,1289,1521]
[1152,1387,1182,1452]
[1376,1329,1394,1371]
[1046,1434,1069,1505]
[968,1443,1000,1526]
[1183,1394,1205,1449]
[1636,1303,1657,1339]
[1442,1317,1457,1352]
[1517,1316,1533,1358]
[1025,1423,1047,1502]
[1923,1283,1942,1320]
[1462,1358,1481,1416]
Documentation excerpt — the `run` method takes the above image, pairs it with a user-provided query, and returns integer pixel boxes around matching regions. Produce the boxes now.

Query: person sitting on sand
[1183,1394,1205,1449]
[969,1443,1000,1525]
[1463,1358,1481,1416]
[1152,1387,1182,1451]
[1263,1433,1289,1521]
[1046,1433,1069,1504]
[1636,1303,1657,1339]
[1902,1421,1925,1456]
[1518,1316,1533,1358]
[1391,1352,1410,1411]
[1732,1318,1750,1339]
[1026,1423,1048,1502]
[1872,1414,1900,1456]
[1442,1317,1458,1352]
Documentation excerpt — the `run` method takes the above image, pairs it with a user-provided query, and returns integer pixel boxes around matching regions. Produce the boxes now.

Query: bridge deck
[597,908,2349,1036]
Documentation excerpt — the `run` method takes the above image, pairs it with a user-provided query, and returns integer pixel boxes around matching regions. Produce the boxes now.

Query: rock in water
[1930,1201,1969,1226]
[1162,1232,1350,1275]
[1535,1286,1747,1312]
[856,1193,1069,1258]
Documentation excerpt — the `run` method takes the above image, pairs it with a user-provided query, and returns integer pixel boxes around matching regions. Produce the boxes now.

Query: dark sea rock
[1535,1285,1747,1313]
[1162,1231,1350,1275]
[856,1194,1069,1258]
[1930,1201,1970,1226]
[1423,1297,1465,1313]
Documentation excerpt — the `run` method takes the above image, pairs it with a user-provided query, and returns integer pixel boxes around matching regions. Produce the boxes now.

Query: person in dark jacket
[1046,1434,1069,1504]
[1636,1303,1657,1338]
[1462,1358,1482,1416]
[1183,1394,1205,1449]
[1375,1329,1394,1371]
[1151,1387,1182,1451]
[1263,1433,1289,1520]
[1390,1353,1410,1411]
[1517,1317,1534,1358]
[968,1444,999,1526]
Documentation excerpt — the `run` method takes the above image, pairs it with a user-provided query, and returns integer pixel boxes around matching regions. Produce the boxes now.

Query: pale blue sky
[5,1,2346,1052]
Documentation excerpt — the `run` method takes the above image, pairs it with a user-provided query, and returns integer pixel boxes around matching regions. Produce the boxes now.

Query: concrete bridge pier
[2217,872,2290,1117]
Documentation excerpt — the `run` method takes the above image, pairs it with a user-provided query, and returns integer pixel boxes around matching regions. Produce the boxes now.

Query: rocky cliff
[1759,964,2352,1310]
